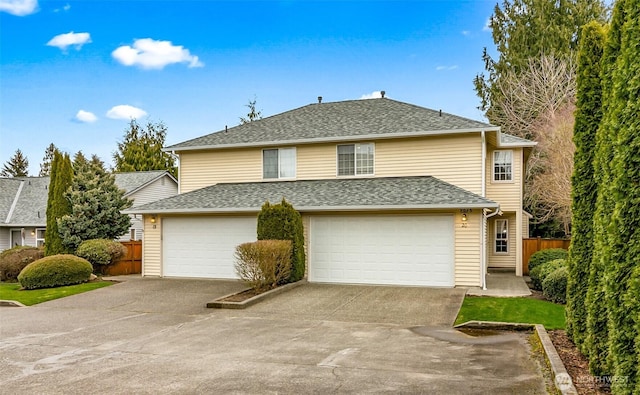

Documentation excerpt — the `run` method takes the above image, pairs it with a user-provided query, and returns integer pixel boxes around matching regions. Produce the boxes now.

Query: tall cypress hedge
[44,151,73,256]
[585,0,626,377]
[565,21,606,354]
[605,0,640,391]
[257,199,305,283]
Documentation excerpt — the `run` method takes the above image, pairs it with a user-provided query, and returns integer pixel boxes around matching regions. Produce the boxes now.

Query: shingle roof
[126,176,498,214]
[113,170,176,195]
[0,171,175,226]
[166,98,498,151]
[500,132,537,146]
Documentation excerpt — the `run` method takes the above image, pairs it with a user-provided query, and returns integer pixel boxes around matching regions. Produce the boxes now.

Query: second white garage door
[162,217,257,278]
[309,215,454,287]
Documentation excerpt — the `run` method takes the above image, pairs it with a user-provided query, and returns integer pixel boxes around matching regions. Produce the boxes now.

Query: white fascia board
[162,127,501,153]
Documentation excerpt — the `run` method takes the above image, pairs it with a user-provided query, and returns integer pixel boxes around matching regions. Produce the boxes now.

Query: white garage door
[309,215,454,287]
[162,217,256,278]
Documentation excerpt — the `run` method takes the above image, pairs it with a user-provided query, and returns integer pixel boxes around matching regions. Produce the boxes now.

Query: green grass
[0,281,113,306]
[455,296,566,330]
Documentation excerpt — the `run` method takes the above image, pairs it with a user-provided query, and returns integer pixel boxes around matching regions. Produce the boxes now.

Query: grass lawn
[455,296,566,330]
[0,281,114,306]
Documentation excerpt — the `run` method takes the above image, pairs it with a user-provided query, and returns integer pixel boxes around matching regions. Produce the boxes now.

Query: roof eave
[0,223,46,227]
[124,202,499,215]
[163,127,501,153]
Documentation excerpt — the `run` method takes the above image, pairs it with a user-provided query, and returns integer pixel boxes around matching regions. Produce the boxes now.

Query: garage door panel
[162,217,256,278]
[309,215,454,287]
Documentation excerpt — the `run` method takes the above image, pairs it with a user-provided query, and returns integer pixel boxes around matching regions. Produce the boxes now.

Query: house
[0,170,178,250]
[128,97,535,288]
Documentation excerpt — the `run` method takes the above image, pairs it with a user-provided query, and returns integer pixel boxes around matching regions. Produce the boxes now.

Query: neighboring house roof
[114,170,178,196]
[0,171,176,227]
[165,98,502,151]
[499,132,537,147]
[125,176,499,214]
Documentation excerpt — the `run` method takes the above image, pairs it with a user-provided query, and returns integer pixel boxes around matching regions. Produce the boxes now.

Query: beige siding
[486,147,523,211]
[487,213,517,269]
[142,215,162,276]
[179,149,262,193]
[454,210,482,287]
[129,176,178,207]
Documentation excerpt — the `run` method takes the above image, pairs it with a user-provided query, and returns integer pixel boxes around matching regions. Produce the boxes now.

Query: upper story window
[263,147,296,179]
[493,150,513,182]
[495,219,508,253]
[337,143,374,176]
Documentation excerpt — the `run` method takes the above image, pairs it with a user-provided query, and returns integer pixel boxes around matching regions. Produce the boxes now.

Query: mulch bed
[218,287,268,302]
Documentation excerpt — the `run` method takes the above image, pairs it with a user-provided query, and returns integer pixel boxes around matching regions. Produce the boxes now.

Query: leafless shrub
[234,240,292,291]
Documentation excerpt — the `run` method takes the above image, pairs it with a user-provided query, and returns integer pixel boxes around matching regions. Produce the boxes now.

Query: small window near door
[495,219,508,253]
[36,228,46,247]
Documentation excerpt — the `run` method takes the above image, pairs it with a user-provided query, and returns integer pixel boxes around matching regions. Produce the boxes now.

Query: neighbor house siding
[454,210,482,287]
[485,147,523,212]
[0,228,10,251]
[142,215,162,276]
[179,149,262,193]
[488,213,517,269]
[128,176,178,207]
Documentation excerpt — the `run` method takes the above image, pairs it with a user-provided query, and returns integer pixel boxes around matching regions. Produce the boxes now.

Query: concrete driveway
[0,277,547,394]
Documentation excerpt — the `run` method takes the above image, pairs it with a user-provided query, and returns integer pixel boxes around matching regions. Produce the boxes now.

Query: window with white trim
[337,143,374,176]
[263,148,296,179]
[493,150,513,181]
[36,228,46,247]
[495,219,508,253]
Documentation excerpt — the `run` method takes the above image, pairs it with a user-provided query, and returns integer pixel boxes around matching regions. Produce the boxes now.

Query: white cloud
[46,31,91,51]
[54,3,70,12]
[360,91,384,100]
[0,0,38,16]
[106,105,147,120]
[112,38,204,70]
[436,65,459,71]
[75,110,97,123]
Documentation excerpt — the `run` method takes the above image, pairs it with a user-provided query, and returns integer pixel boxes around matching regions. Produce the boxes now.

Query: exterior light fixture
[150,215,156,224]
[461,213,468,222]
[30,230,35,236]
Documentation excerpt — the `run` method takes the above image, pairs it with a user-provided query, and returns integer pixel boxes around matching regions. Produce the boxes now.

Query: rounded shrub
[528,248,568,272]
[543,266,568,304]
[18,254,93,290]
[530,258,566,291]
[0,246,44,281]
[76,239,127,268]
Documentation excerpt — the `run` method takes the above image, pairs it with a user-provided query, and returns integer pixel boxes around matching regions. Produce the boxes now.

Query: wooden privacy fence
[103,241,142,276]
[522,237,571,275]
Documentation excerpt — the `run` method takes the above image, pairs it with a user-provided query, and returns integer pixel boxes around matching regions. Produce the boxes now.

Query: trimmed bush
[528,248,568,272]
[530,258,566,291]
[257,199,305,283]
[0,246,45,281]
[18,254,93,290]
[235,240,292,291]
[543,266,568,304]
[76,239,127,270]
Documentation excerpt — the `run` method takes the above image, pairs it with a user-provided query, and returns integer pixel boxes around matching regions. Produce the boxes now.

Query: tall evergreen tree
[113,119,177,177]
[1,149,29,177]
[605,0,640,390]
[44,151,73,256]
[565,21,606,354]
[58,156,132,251]
[586,0,626,377]
[39,143,57,176]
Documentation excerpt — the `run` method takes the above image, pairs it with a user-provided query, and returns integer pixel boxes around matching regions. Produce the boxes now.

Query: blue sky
[1,0,497,175]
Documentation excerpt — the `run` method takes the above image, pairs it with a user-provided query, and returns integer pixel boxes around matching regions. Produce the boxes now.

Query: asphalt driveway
[0,277,547,394]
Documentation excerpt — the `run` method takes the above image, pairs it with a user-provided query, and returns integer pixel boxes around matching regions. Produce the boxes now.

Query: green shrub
[235,240,292,291]
[76,239,126,270]
[530,258,566,291]
[528,248,568,272]
[257,199,305,283]
[0,246,45,281]
[18,254,93,290]
[543,266,568,304]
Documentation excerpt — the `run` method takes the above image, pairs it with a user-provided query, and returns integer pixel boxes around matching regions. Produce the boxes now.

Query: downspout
[481,130,487,290]
[171,150,180,194]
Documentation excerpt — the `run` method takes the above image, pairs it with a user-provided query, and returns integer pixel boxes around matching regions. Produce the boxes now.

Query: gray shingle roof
[166,98,498,151]
[114,170,176,195]
[500,132,537,146]
[126,176,498,214]
[0,171,175,226]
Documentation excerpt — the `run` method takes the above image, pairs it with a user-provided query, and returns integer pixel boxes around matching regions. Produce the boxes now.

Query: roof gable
[166,98,498,151]
[114,170,177,196]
